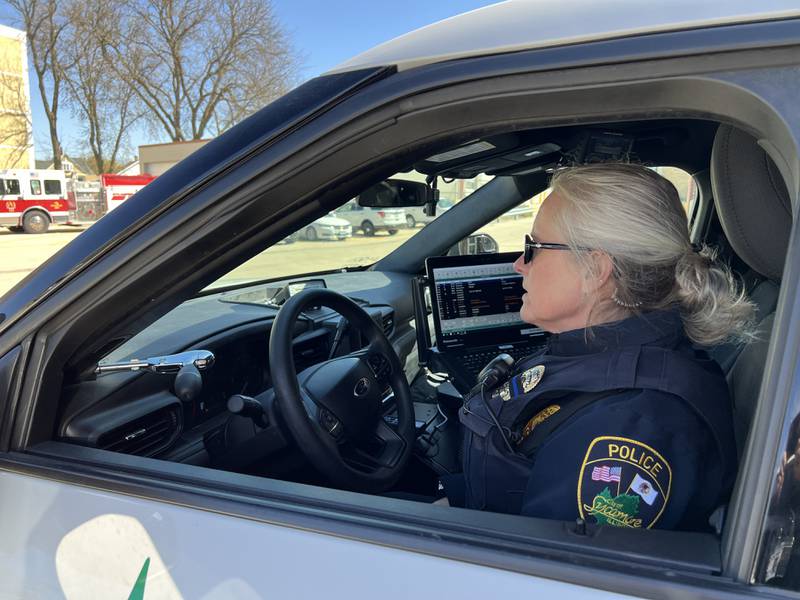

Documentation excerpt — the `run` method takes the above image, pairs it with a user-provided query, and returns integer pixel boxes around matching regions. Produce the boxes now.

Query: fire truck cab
[0,169,74,234]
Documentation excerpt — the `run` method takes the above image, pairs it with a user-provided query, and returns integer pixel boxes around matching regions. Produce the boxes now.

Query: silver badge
[498,382,512,402]
[521,365,545,393]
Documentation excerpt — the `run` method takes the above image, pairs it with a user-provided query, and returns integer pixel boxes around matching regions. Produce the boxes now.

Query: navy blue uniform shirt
[452,309,737,531]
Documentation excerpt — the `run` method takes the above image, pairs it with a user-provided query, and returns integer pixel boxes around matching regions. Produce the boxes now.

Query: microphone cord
[480,382,516,454]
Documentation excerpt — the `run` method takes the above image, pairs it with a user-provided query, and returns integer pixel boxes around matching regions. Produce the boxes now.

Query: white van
[335,200,405,235]
[0,169,73,233]
[404,199,454,228]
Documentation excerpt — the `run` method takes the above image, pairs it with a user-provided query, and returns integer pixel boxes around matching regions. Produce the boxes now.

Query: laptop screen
[425,252,543,351]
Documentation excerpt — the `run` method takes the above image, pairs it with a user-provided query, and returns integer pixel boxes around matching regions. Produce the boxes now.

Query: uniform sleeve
[519,390,711,530]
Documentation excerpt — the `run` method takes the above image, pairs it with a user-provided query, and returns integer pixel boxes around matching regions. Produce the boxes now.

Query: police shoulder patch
[577,436,672,529]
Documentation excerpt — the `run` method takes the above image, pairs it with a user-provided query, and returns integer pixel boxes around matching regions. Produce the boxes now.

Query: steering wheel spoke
[318,406,345,441]
[341,421,407,470]
[349,345,393,390]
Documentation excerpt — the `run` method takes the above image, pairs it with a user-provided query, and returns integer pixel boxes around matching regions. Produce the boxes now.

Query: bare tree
[62,2,141,174]
[0,58,34,169]
[99,0,299,142]
[7,0,73,169]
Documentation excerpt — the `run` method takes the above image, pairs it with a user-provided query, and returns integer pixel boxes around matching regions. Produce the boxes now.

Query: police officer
[443,164,754,531]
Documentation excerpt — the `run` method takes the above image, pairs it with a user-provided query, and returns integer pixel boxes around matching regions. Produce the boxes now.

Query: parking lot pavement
[0,220,527,299]
[0,225,87,297]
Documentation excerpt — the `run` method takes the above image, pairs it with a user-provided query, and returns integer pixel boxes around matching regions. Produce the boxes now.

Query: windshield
[207,167,695,291]
[208,172,494,289]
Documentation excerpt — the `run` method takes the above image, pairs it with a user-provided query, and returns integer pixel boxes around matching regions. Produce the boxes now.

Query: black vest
[458,312,736,519]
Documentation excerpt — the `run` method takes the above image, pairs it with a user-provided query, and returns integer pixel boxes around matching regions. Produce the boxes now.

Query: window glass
[30,179,42,195]
[473,167,698,253]
[759,413,800,590]
[209,167,695,291]
[4,179,20,195]
[44,179,62,195]
[654,167,698,222]
[208,172,493,290]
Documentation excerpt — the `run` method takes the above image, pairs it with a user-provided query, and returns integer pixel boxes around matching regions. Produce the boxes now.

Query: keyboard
[457,344,542,380]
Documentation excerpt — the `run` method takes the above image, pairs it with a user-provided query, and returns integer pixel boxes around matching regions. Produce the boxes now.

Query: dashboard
[57,270,417,468]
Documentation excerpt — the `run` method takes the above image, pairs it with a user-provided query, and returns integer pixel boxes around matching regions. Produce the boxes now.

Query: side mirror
[358,179,434,207]
[450,233,500,256]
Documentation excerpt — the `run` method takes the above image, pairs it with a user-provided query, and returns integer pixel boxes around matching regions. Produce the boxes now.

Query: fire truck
[70,174,157,223]
[101,174,156,214]
[0,169,74,234]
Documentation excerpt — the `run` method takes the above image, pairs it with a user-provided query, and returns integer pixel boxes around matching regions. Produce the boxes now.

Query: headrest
[710,125,791,281]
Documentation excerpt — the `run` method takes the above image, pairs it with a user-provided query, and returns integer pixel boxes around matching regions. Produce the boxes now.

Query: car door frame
[1,19,800,598]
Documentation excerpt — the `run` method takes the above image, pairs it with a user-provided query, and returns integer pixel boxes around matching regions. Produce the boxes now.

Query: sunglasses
[523,234,574,264]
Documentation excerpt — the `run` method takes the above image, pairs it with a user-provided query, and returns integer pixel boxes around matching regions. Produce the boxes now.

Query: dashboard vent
[294,331,329,366]
[98,405,181,457]
[382,313,394,336]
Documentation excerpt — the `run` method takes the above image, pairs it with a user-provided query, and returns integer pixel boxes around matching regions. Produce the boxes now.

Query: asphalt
[0,220,527,299]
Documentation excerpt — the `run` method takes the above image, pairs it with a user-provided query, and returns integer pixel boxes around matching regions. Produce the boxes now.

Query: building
[138,140,209,176]
[37,156,97,181]
[0,24,33,169]
[117,160,141,176]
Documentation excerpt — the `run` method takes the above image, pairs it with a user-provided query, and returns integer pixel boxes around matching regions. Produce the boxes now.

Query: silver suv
[335,200,405,236]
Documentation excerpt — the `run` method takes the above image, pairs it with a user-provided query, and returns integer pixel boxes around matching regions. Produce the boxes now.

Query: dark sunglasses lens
[524,236,534,263]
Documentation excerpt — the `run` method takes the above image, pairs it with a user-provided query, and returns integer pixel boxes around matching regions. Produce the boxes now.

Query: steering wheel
[269,288,415,493]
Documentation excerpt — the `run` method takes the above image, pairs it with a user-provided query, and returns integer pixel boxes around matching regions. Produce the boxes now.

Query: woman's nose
[513,253,526,274]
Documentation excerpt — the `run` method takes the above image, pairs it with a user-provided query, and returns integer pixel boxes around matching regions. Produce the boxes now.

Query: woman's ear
[586,250,615,292]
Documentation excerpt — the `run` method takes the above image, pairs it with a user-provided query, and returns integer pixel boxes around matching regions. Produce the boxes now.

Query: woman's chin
[520,306,537,325]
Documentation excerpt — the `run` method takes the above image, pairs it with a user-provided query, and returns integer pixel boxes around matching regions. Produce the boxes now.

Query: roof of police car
[329,0,800,74]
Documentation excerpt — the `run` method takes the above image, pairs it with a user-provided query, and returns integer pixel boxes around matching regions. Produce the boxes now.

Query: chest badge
[521,365,545,393]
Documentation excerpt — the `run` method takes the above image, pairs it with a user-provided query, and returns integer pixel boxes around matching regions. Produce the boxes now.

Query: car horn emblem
[354,377,371,398]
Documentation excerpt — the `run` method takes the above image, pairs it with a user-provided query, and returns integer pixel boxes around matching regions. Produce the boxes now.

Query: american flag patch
[591,465,622,482]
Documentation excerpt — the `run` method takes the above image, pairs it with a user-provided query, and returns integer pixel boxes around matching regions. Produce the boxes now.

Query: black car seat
[710,124,792,457]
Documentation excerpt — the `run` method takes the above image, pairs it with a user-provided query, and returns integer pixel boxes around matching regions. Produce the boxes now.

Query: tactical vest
[459,345,736,514]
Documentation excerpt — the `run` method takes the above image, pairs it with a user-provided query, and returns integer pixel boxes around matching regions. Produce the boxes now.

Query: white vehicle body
[336,200,405,235]
[302,212,353,240]
[404,200,453,227]
[0,169,72,233]
[0,470,635,599]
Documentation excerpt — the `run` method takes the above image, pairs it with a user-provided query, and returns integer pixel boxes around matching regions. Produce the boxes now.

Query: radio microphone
[476,353,515,391]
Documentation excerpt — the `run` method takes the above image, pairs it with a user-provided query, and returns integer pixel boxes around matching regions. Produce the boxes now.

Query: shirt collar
[546,309,685,356]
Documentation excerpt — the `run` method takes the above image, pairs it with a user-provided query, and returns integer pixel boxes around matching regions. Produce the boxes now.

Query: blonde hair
[549,163,755,346]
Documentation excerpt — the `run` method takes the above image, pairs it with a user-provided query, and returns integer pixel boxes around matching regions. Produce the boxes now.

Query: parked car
[1,2,800,598]
[301,212,352,240]
[335,200,405,235]
[405,199,454,228]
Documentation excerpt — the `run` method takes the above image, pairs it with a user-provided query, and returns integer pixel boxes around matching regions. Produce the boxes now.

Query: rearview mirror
[449,233,500,256]
[358,179,433,207]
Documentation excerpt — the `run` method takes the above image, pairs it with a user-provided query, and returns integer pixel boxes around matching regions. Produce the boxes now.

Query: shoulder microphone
[468,353,516,454]
[476,353,515,392]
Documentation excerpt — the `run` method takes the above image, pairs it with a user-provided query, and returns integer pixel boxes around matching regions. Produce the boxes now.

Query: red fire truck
[101,174,156,214]
[0,169,75,234]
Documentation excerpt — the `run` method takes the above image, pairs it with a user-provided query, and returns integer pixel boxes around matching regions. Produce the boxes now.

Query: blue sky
[1,0,500,161]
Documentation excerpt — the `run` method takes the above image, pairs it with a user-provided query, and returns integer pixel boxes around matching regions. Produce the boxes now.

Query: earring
[612,287,642,309]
